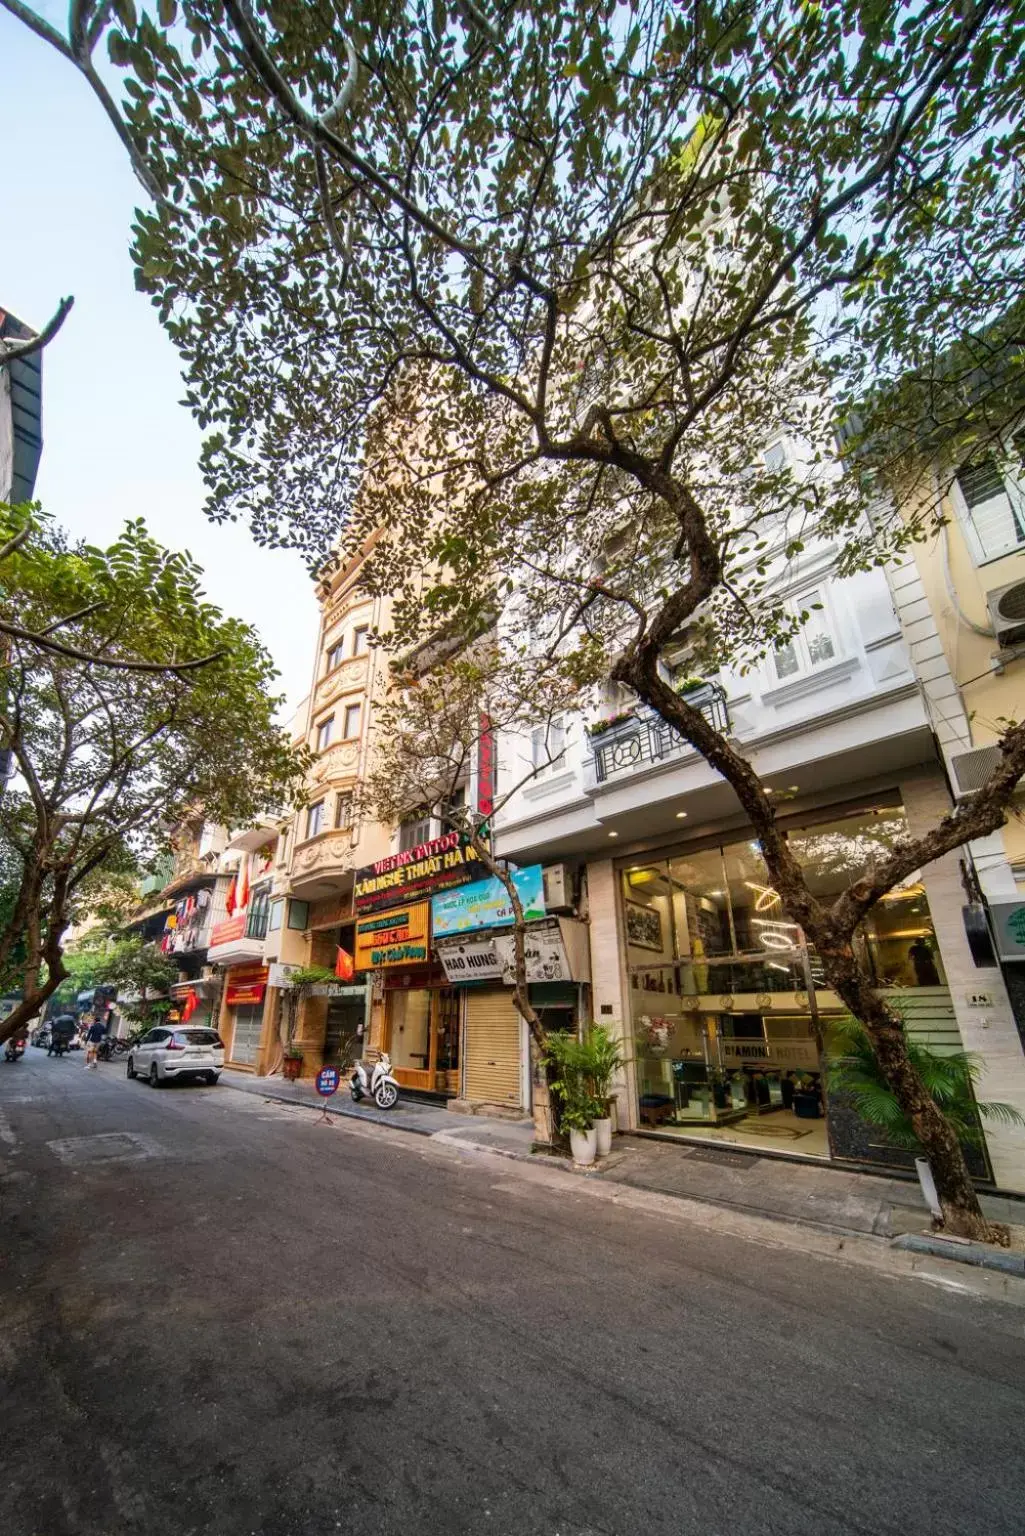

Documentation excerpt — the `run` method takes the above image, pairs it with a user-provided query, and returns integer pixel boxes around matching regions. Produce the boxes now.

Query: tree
[364,647,577,1137]
[9,0,1025,1235]
[0,505,305,1044]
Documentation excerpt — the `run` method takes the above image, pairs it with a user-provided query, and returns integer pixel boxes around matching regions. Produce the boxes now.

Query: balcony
[590,686,730,785]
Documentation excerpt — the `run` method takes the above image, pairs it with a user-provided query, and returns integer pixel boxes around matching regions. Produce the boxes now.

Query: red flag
[335,947,355,981]
[225,871,238,916]
[238,854,250,911]
[182,989,198,1022]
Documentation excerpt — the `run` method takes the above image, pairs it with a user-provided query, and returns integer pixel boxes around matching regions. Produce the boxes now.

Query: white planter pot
[569,1126,598,1167]
[593,1116,613,1158]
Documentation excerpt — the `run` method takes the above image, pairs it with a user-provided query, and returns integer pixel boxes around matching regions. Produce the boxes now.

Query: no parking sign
[315,1064,340,1121]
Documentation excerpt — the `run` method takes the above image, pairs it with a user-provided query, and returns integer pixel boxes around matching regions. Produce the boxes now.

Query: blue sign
[432,865,546,936]
[316,1065,341,1097]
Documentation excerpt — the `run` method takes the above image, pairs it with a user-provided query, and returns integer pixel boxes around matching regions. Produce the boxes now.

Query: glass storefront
[623,801,948,1159]
[385,985,461,1094]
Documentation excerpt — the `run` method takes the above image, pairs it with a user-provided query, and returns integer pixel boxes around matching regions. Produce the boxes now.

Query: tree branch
[0,295,74,368]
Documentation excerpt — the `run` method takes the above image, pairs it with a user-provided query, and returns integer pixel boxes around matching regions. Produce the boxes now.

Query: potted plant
[560,1094,602,1167]
[282,1045,304,1081]
[581,1024,627,1157]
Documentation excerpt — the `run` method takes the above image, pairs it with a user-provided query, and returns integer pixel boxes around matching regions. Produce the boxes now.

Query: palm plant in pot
[581,1024,627,1156]
[545,1031,602,1166]
[280,964,337,1079]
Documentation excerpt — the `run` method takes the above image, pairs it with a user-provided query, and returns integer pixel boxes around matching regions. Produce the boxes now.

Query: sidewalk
[220,1070,1023,1245]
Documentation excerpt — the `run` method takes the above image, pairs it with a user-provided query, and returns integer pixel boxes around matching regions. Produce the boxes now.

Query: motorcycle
[349,1052,400,1110]
[4,1036,27,1062]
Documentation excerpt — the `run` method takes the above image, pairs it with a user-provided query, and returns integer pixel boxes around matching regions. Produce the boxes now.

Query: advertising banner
[494,920,571,984]
[225,965,269,1007]
[354,902,430,969]
[209,913,246,947]
[354,831,484,913]
[431,865,545,937]
[436,935,504,983]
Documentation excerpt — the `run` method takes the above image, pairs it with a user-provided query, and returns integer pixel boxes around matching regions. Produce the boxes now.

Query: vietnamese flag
[225,870,238,916]
[335,947,355,981]
[238,854,250,911]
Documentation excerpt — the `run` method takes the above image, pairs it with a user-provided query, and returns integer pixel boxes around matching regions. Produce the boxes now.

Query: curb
[891,1232,1025,1278]
[221,1078,439,1137]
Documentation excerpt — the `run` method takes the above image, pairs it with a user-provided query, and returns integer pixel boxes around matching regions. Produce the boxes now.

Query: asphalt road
[2,1052,1024,1536]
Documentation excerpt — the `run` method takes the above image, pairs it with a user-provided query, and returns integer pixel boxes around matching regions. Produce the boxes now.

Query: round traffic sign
[316,1065,341,1097]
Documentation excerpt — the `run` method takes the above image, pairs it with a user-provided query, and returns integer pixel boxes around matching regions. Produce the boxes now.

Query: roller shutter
[464,989,523,1110]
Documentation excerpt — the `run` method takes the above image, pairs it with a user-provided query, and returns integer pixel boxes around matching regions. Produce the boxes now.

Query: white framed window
[268,897,284,933]
[315,716,334,753]
[325,639,345,672]
[352,624,369,656]
[770,588,838,684]
[531,718,567,777]
[952,457,1025,565]
[761,437,792,474]
[342,701,361,740]
[335,792,354,830]
[306,800,325,840]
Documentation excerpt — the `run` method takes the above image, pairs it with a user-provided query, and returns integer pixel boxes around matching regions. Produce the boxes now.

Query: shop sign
[354,831,483,913]
[210,913,247,947]
[494,919,572,985]
[354,903,430,969]
[436,935,504,983]
[225,965,269,1007]
[990,900,1025,962]
[477,713,496,818]
[432,865,545,937]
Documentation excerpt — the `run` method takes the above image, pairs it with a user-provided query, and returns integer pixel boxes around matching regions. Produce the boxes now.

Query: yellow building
[882,450,1025,1174]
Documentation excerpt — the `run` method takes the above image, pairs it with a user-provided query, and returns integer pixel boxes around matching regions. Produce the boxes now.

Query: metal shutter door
[464,989,522,1109]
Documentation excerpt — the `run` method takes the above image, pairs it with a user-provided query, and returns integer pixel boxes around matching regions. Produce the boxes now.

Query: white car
[127,1026,225,1087]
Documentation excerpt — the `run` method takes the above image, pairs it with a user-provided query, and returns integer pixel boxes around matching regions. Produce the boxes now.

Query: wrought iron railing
[590,686,730,784]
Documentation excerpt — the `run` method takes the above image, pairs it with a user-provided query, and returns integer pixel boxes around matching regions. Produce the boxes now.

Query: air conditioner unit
[542,863,573,911]
[986,579,1025,649]
[950,745,1002,797]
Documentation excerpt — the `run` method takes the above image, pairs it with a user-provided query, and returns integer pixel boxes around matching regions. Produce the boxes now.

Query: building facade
[490,513,1025,1191]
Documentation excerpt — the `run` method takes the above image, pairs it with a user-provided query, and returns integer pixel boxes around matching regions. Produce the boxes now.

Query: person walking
[84,1015,107,1069]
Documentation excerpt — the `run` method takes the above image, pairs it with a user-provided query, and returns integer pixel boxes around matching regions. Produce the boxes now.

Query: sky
[0,15,318,718]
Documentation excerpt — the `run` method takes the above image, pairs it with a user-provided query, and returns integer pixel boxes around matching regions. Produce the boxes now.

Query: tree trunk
[820,942,994,1241]
[0,969,66,1045]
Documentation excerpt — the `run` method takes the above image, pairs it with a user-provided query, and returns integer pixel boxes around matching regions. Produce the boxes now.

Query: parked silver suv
[127,1026,225,1087]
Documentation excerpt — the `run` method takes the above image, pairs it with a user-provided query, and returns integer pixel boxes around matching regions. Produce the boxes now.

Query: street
[2,1054,1024,1536]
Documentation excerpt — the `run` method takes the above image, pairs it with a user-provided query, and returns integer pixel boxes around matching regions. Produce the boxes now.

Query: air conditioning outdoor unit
[542,863,573,911]
[950,745,1003,797]
[986,578,1025,649]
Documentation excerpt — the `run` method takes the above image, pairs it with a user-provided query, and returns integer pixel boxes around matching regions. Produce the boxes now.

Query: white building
[490,513,1025,1191]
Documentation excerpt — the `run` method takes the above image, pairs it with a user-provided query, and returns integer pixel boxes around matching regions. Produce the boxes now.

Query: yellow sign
[354,903,430,970]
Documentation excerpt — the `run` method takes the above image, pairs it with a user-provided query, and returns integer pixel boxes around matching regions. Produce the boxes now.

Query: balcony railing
[590,686,729,784]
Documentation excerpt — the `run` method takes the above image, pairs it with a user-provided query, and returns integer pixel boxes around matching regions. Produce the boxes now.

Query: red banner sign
[225,965,269,1007]
[210,912,247,947]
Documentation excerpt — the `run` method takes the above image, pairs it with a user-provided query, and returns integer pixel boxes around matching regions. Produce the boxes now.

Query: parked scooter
[349,1052,400,1109]
[4,1035,26,1062]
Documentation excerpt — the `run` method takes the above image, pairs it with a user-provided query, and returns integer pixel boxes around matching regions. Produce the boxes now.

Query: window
[326,639,345,672]
[771,589,837,683]
[398,813,433,852]
[246,886,272,940]
[306,800,325,839]
[287,899,310,930]
[352,625,369,656]
[954,457,1025,564]
[342,702,361,739]
[335,792,354,830]
[531,718,567,776]
[268,897,284,933]
[315,716,334,752]
[762,438,791,473]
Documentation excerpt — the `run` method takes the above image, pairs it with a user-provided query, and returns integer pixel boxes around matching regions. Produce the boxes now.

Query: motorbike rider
[48,1013,77,1056]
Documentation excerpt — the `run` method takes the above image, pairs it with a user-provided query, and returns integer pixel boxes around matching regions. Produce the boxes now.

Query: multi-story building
[877,441,1025,1150]
[489,495,1025,1191]
[0,305,43,504]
